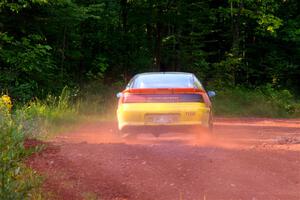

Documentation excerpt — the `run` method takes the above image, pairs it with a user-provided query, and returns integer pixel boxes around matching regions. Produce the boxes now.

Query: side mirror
[207,91,216,98]
[116,92,123,98]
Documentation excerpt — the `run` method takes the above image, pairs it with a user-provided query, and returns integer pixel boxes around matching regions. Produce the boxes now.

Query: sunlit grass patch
[14,87,80,139]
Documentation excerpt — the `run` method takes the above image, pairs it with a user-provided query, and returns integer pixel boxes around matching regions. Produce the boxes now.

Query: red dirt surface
[27,118,300,200]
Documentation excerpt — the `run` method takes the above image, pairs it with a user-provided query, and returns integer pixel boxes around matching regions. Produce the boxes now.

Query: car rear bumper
[117,102,211,131]
[119,124,211,134]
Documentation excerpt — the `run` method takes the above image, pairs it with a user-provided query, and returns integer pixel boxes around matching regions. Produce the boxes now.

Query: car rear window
[132,74,195,88]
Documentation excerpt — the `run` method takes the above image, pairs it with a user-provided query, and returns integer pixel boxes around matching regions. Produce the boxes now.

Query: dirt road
[28,118,300,200]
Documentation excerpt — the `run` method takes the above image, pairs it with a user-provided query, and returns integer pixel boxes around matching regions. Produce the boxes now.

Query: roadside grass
[0,87,81,199]
[1,99,42,199]
[14,87,81,140]
[213,86,300,118]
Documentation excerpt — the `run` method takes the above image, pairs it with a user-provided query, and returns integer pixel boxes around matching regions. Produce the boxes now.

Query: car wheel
[123,133,138,140]
[118,129,137,140]
[197,113,213,135]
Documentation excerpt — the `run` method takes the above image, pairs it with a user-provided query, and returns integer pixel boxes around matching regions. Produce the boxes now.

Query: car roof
[127,72,203,89]
[135,72,194,76]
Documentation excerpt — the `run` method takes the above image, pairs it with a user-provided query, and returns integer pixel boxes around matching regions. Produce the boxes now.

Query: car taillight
[122,94,203,103]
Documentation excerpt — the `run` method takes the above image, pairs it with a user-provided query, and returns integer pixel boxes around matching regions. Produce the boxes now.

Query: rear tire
[118,128,137,140]
[195,113,213,136]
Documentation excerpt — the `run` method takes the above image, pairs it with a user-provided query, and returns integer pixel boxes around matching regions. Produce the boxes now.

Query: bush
[213,85,300,118]
[0,87,79,199]
[15,86,78,138]
[0,98,41,200]
[77,81,122,117]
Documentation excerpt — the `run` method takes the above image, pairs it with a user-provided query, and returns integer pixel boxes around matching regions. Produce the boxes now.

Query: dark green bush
[213,85,300,118]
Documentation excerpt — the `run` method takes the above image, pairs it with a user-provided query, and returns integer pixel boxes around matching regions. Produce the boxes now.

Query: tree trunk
[146,23,155,70]
[120,0,129,80]
[154,21,162,71]
[61,26,66,80]
[231,2,243,86]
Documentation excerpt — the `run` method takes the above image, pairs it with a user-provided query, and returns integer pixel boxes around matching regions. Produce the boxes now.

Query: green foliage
[213,86,300,118]
[0,32,55,102]
[0,0,300,110]
[210,53,243,88]
[77,81,121,116]
[0,87,79,199]
[15,87,78,138]
[0,100,41,199]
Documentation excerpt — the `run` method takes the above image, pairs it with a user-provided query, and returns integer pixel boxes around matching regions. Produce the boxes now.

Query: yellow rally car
[116,72,216,136]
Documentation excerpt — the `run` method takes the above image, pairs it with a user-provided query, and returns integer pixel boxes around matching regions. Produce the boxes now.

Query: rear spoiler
[123,88,205,94]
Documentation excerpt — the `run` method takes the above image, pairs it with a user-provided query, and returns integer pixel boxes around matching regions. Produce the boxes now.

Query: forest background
[1,0,300,117]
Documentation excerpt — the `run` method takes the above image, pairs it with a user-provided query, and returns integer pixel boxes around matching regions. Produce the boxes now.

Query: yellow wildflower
[1,95,12,111]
